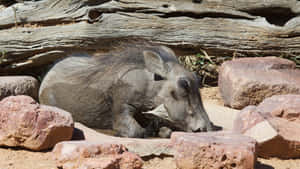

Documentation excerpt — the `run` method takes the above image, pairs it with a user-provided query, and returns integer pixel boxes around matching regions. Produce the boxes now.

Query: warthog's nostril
[193,127,207,132]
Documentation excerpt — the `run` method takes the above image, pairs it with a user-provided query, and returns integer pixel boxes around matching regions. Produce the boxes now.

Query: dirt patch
[200,87,224,105]
[0,148,56,169]
[143,157,177,169]
[257,158,300,169]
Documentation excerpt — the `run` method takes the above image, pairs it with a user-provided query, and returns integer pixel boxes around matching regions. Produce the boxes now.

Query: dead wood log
[0,0,299,73]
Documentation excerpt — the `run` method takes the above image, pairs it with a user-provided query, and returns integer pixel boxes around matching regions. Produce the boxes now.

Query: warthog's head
[143,46,214,132]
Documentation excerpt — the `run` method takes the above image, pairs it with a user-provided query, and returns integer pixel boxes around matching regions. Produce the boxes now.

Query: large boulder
[0,76,39,101]
[233,95,300,158]
[218,57,300,109]
[0,95,74,151]
[171,132,257,169]
[53,142,143,169]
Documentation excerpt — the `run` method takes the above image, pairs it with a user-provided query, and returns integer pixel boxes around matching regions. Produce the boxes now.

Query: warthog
[39,43,215,137]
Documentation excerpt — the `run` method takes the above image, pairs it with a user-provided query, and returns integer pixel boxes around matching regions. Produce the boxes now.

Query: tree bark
[0,0,299,73]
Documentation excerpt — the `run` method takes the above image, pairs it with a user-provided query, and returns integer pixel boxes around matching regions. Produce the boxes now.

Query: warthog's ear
[160,46,177,61]
[143,50,169,77]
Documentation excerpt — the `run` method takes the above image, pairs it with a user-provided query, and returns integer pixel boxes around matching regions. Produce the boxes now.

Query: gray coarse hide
[39,43,214,138]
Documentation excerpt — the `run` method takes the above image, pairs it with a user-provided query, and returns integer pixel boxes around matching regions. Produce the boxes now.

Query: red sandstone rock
[233,95,300,158]
[0,76,39,101]
[73,122,174,157]
[0,95,74,151]
[218,57,300,109]
[233,106,265,134]
[53,141,143,169]
[256,94,300,123]
[171,132,257,169]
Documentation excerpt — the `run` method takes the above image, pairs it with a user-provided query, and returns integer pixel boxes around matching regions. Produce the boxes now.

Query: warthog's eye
[178,78,190,91]
[154,73,165,81]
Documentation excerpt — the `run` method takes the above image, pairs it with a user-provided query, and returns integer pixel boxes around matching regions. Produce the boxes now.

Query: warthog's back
[39,54,122,128]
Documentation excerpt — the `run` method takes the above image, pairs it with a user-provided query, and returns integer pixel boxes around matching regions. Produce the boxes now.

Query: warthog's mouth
[136,105,184,132]
[136,104,222,137]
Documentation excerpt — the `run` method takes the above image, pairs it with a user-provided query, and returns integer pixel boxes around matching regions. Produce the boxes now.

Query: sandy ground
[200,87,225,106]
[0,148,56,169]
[0,87,299,169]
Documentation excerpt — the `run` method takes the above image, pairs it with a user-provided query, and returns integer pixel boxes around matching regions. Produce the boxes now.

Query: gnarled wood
[0,0,299,73]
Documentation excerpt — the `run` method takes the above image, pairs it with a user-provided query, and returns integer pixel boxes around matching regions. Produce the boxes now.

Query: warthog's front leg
[113,104,146,138]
